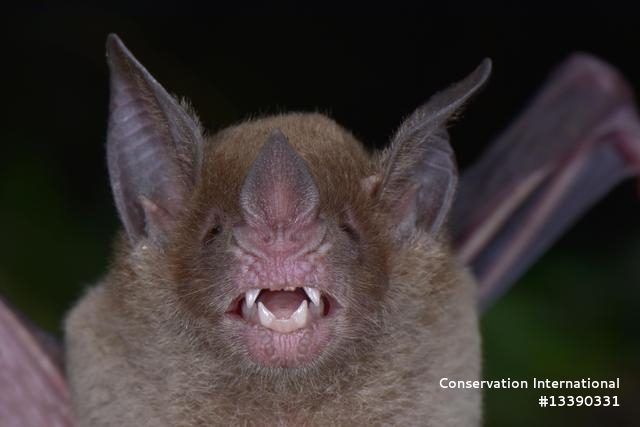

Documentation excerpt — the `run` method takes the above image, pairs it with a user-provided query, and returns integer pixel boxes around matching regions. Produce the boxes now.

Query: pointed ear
[377,59,491,240]
[106,34,203,243]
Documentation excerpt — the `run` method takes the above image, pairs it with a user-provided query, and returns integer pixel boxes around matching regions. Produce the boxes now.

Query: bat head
[105,34,490,376]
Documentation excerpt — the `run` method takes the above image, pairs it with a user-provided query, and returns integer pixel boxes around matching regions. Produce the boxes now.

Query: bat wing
[0,296,73,426]
[452,54,640,310]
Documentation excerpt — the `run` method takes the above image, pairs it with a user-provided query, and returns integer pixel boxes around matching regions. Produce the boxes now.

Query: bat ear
[106,34,203,244]
[377,59,491,240]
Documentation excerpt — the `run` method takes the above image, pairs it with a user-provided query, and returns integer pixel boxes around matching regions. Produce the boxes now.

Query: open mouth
[228,287,332,332]
[227,287,336,367]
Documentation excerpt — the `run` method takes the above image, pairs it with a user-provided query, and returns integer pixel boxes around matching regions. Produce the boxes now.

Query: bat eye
[203,224,223,245]
[339,222,359,242]
[338,209,360,243]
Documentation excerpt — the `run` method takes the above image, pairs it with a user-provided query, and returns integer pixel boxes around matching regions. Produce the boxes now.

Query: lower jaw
[243,321,331,368]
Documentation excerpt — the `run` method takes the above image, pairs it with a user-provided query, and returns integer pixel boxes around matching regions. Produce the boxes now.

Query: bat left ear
[376,59,491,241]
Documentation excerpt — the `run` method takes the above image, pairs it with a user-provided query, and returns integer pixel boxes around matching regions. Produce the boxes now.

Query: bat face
[64,34,489,425]
[158,115,390,369]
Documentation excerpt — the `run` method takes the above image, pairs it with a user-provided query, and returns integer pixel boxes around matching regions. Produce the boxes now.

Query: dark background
[2,7,640,426]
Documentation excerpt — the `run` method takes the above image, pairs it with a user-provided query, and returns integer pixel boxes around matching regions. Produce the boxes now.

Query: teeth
[304,287,321,306]
[308,294,324,317]
[258,301,275,324]
[245,289,261,308]
[257,301,308,333]
[290,300,308,327]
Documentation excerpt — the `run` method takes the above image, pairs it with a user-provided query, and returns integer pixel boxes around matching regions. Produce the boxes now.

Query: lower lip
[242,320,332,367]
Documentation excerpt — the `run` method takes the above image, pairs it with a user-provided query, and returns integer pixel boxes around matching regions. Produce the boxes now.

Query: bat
[1,35,639,426]
[65,34,489,426]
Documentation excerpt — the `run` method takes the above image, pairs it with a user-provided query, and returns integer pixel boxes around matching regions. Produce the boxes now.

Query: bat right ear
[106,34,203,244]
[376,59,491,241]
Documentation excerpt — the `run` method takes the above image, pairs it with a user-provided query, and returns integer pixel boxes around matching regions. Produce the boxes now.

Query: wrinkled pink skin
[230,238,335,367]
[226,133,339,367]
[243,321,332,367]
[230,235,332,294]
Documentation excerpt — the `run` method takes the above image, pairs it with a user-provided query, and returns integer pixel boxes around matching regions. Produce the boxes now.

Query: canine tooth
[241,298,251,319]
[258,302,275,326]
[245,289,261,308]
[304,287,321,306]
[309,294,324,317]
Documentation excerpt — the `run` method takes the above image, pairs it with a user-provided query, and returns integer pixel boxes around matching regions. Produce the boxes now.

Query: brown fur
[65,113,481,426]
